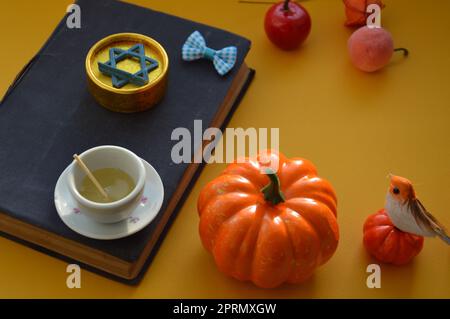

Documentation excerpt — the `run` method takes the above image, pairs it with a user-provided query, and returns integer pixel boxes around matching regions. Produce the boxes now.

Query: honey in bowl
[79,168,136,203]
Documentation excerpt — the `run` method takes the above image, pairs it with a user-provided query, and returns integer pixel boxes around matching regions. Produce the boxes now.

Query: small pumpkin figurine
[363,209,424,265]
[197,150,339,288]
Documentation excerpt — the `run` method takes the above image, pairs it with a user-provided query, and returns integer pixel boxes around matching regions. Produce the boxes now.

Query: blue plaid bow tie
[182,31,237,76]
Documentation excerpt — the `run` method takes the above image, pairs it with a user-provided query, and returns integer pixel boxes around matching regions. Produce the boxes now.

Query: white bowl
[67,145,146,224]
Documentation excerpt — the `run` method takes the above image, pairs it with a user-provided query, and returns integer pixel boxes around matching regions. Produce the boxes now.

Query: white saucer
[54,159,164,240]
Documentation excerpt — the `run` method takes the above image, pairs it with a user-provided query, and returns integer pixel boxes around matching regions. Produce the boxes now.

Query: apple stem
[283,0,290,11]
[394,48,409,57]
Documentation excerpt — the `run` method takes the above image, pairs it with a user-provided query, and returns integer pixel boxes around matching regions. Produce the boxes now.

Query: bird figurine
[385,174,450,244]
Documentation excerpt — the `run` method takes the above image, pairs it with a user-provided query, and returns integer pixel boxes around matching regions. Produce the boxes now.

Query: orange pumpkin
[197,150,339,288]
[363,209,424,265]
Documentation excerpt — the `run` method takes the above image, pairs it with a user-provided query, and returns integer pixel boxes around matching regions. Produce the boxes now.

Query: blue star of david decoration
[98,43,159,89]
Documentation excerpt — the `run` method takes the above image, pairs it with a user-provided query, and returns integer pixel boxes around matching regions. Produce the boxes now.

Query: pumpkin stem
[394,48,409,57]
[261,169,286,205]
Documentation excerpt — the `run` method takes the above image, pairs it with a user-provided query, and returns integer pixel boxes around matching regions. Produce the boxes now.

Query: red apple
[264,0,311,50]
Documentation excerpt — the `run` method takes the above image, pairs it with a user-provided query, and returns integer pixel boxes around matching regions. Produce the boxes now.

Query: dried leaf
[343,0,385,27]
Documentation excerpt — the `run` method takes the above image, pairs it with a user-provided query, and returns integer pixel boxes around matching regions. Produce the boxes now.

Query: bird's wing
[409,198,450,244]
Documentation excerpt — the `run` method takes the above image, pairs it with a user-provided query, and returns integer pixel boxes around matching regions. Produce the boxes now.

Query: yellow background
[0,0,449,298]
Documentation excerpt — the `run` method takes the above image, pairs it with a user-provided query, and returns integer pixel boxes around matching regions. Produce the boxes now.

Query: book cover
[0,0,253,283]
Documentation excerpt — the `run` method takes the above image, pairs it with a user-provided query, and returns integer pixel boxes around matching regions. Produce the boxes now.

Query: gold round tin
[85,33,169,113]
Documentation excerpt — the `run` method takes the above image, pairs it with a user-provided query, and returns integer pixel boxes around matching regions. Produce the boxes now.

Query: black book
[0,0,253,283]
